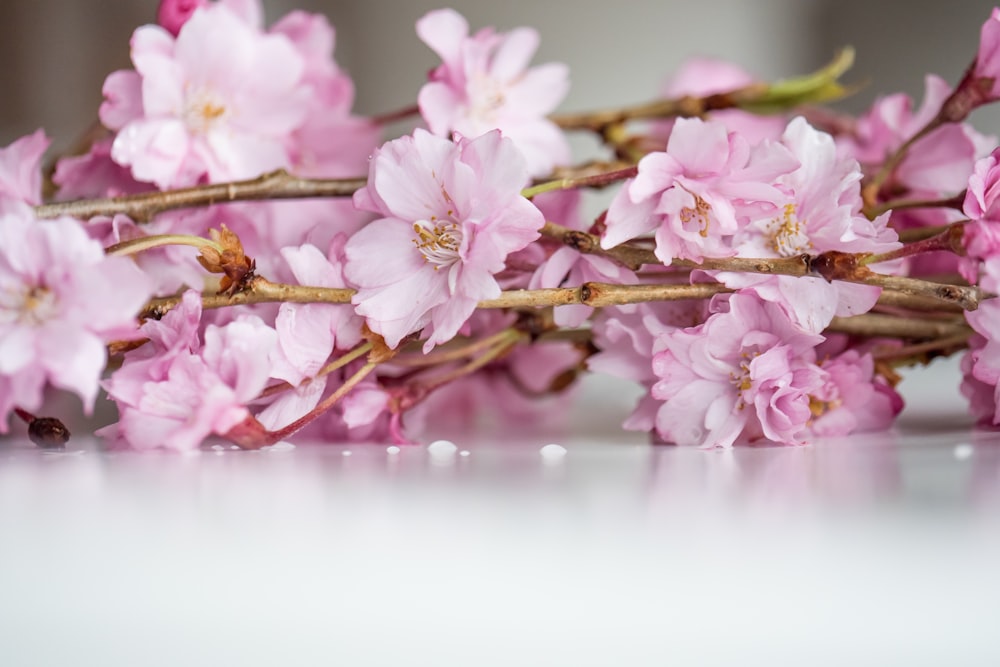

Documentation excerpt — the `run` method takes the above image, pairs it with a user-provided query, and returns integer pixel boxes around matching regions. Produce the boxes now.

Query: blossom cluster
[3,1,1000,450]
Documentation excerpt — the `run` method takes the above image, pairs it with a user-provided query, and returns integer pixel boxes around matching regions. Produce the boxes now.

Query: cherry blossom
[724,117,900,332]
[969,8,1000,103]
[345,129,543,351]
[654,58,785,146]
[156,0,208,35]
[0,130,49,209]
[962,147,1000,289]
[416,8,570,178]
[528,191,636,327]
[651,293,826,448]
[808,349,903,437]
[104,293,277,451]
[601,117,798,264]
[0,203,153,431]
[254,239,364,431]
[588,301,706,432]
[963,298,1000,426]
[102,2,312,188]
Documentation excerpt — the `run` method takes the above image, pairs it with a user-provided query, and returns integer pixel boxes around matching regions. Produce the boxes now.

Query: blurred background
[2,0,1000,152]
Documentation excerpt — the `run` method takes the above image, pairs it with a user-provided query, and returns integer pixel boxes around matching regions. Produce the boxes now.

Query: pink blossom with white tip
[345,129,543,351]
[0,203,153,431]
[416,8,570,178]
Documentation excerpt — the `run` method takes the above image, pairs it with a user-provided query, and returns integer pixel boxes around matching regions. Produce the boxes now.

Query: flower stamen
[412,219,463,269]
[769,203,812,257]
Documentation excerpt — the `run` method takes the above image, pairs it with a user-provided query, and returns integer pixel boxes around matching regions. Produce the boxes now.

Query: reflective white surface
[1,358,999,666]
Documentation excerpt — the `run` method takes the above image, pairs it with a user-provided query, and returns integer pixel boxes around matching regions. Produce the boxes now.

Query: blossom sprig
[6,1,1000,450]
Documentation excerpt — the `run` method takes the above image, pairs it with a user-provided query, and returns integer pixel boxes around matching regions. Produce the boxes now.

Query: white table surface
[1,357,998,666]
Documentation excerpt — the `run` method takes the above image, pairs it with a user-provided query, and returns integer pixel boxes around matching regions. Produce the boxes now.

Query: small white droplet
[230,445,240,451]
[954,443,974,461]
[428,439,458,464]
[211,445,225,451]
[342,450,353,457]
[386,446,401,455]
[539,443,567,463]
[264,442,296,452]
[459,450,470,458]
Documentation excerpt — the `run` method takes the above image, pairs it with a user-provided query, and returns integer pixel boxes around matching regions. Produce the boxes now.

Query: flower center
[730,349,760,409]
[808,395,842,420]
[678,191,712,237]
[183,90,228,134]
[769,203,812,257]
[467,73,506,125]
[0,284,57,326]
[412,219,463,269]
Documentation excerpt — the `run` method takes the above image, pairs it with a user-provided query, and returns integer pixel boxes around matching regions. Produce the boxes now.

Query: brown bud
[811,251,871,283]
[28,417,70,449]
[196,225,255,295]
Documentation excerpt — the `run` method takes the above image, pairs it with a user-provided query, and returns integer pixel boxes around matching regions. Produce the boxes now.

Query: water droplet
[387,446,401,455]
[539,443,567,464]
[459,450,470,458]
[953,443,974,461]
[428,439,458,465]
[342,450,353,457]
[264,442,295,452]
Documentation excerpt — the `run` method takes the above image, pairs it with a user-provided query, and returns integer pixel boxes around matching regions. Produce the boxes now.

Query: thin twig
[35,169,366,222]
[826,313,970,339]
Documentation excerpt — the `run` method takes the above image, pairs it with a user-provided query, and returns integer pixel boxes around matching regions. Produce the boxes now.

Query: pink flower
[345,129,543,351]
[528,190,637,327]
[651,293,825,448]
[416,8,570,178]
[961,338,995,426]
[53,138,153,201]
[808,350,903,437]
[255,239,364,430]
[839,75,991,215]
[104,298,278,451]
[963,298,1000,425]
[589,301,706,432]
[973,8,1000,101]
[0,203,153,431]
[724,117,900,332]
[270,10,379,178]
[961,147,1000,289]
[601,117,798,265]
[0,130,49,209]
[654,58,785,146]
[156,0,208,36]
[102,3,311,188]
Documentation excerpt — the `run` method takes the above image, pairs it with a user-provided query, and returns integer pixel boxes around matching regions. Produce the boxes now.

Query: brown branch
[35,169,367,222]
[826,313,970,339]
[140,277,731,320]
[550,88,759,131]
